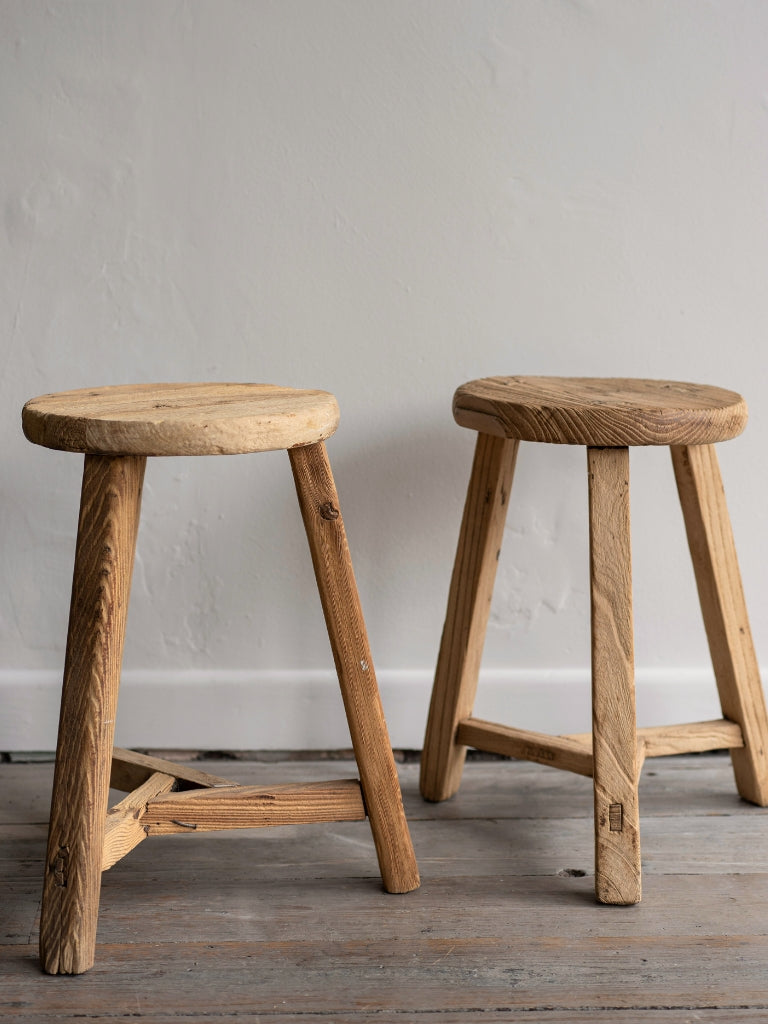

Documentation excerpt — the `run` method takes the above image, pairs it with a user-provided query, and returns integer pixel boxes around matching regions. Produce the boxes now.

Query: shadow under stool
[22,382,420,975]
[420,375,768,905]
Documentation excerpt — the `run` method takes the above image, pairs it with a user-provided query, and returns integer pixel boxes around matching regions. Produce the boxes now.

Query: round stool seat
[453,376,747,447]
[22,382,340,456]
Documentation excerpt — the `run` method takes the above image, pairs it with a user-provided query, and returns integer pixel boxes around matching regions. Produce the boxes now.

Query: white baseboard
[0,667,730,752]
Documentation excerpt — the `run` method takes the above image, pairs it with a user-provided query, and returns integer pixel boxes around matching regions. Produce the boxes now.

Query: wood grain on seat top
[22,382,340,456]
[453,376,747,446]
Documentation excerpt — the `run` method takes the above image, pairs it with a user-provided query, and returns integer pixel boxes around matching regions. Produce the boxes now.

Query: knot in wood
[53,845,69,888]
[319,501,339,521]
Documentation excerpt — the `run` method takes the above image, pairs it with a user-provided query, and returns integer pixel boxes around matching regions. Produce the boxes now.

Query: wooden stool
[22,382,420,975]
[420,376,768,906]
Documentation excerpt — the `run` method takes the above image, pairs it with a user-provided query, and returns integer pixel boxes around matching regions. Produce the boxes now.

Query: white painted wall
[2,1,768,750]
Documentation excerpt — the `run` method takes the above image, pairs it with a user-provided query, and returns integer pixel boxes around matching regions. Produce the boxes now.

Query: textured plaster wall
[2,1,768,748]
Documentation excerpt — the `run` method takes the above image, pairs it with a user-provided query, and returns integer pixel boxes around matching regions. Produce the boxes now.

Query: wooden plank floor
[2,752,768,1022]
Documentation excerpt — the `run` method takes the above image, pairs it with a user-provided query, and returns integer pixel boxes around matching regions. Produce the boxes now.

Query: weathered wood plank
[458,719,743,778]
[143,779,366,833]
[102,771,175,870]
[0,765,53,825]
[4,1012,763,1024]
[457,718,593,776]
[58,1013,768,1024]
[11,812,768,884]
[566,719,745,758]
[2,886,39,946]
[4,935,768,1016]
[4,755,768,1017]
[93,873,768,943]
[640,718,744,754]
[110,747,234,792]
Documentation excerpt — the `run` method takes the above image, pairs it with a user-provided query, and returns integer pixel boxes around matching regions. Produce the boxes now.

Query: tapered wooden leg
[420,433,519,802]
[289,442,419,894]
[588,446,641,905]
[40,455,145,975]
[671,444,768,806]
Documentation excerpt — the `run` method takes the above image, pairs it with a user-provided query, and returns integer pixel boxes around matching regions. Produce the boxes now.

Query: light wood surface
[588,445,641,905]
[671,443,768,805]
[6,755,768,1020]
[105,765,365,857]
[110,747,235,792]
[458,719,745,777]
[456,719,593,777]
[420,433,519,801]
[143,779,366,833]
[39,454,145,976]
[22,382,340,456]
[565,719,744,758]
[102,772,175,870]
[453,376,747,446]
[289,441,420,895]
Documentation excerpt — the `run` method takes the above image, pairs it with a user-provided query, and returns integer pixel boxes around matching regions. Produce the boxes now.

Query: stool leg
[40,454,145,974]
[289,441,420,894]
[588,446,641,905]
[420,433,519,802]
[671,444,768,806]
